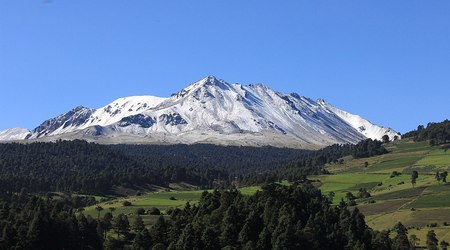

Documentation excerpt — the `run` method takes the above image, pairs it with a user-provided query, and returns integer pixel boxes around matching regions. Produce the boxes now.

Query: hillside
[313,139,450,246]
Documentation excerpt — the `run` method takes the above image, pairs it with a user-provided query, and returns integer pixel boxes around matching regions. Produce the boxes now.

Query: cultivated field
[314,139,450,247]
[81,139,449,248]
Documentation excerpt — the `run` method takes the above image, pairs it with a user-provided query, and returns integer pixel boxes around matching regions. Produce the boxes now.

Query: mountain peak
[316,98,326,105]
[0,128,31,141]
[204,75,218,82]
[3,76,400,148]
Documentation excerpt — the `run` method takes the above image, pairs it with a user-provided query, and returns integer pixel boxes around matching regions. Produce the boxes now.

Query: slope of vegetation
[312,138,450,248]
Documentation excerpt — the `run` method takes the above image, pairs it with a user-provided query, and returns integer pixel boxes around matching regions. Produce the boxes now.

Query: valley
[0,120,447,249]
[76,137,450,248]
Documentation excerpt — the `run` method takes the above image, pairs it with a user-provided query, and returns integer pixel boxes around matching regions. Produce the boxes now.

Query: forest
[0,137,389,249]
[403,119,450,145]
[0,183,418,250]
[0,138,386,196]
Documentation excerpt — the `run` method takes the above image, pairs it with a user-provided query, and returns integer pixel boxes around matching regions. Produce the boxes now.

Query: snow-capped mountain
[0,76,400,148]
[0,128,31,141]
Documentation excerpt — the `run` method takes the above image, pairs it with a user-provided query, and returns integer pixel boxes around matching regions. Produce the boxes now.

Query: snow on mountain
[317,99,400,141]
[0,128,31,141]
[1,76,400,148]
[28,96,167,139]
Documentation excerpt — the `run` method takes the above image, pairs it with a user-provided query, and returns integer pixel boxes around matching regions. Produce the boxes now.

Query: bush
[136,207,145,215]
[148,207,161,215]
[122,201,132,206]
[169,196,177,200]
[348,200,357,206]
[390,171,401,178]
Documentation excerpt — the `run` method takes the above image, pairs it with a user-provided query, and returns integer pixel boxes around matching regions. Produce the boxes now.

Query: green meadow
[82,186,261,218]
[314,139,450,248]
[81,139,449,248]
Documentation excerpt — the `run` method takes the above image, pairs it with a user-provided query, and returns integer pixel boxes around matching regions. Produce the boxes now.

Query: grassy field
[314,140,450,248]
[82,186,261,218]
[80,139,448,248]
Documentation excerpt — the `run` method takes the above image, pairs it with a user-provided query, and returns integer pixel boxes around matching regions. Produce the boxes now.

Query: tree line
[0,139,387,196]
[403,119,450,146]
[1,183,426,250]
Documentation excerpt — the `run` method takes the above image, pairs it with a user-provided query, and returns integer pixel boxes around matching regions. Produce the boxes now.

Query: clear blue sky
[0,1,449,133]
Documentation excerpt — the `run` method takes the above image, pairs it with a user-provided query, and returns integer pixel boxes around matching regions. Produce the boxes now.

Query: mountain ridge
[0,76,400,148]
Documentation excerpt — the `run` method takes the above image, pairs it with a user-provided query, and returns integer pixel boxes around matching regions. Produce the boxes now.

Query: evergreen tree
[132,228,152,250]
[441,240,450,250]
[95,206,104,220]
[132,215,145,232]
[102,212,113,240]
[391,222,410,250]
[176,223,202,249]
[113,213,130,238]
[201,227,220,250]
[372,230,392,250]
[220,205,240,247]
[426,230,439,250]
[436,171,442,184]
[150,216,167,245]
[441,171,448,183]
[411,171,419,188]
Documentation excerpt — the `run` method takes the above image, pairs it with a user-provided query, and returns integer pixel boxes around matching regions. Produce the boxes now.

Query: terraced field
[80,139,448,248]
[314,139,450,248]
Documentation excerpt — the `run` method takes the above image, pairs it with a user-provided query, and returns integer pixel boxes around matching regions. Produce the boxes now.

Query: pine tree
[426,230,439,250]
[113,213,130,238]
[132,215,145,232]
[220,205,240,247]
[435,171,442,184]
[391,222,410,250]
[102,212,113,239]
[150,216,167,245]
[132,228,152,250]
[256,227,272,249]
[175,223,201,249]
[441,240,450,250]
[411,171,419,188]
[372,230,392,250]
[201,227,219,250]
[95,206,104,220]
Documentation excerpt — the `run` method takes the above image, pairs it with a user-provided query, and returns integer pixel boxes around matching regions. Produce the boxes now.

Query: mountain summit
[0,76,399,148]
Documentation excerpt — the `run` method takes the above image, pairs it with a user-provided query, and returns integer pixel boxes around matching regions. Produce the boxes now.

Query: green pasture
[82,185,261,218]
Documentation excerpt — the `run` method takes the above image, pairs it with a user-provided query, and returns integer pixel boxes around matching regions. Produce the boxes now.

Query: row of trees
[0,139,388,196]
[129,183,395,249]
[403,119,450,145]
[390,222,449,250]
[351,139,388,158]
[0,183,390,249]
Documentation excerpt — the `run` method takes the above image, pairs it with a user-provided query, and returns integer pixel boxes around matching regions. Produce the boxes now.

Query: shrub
[136,207,145,215]
[390,171,401,178]
[148,207,161,215]
[122,201,132,206]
